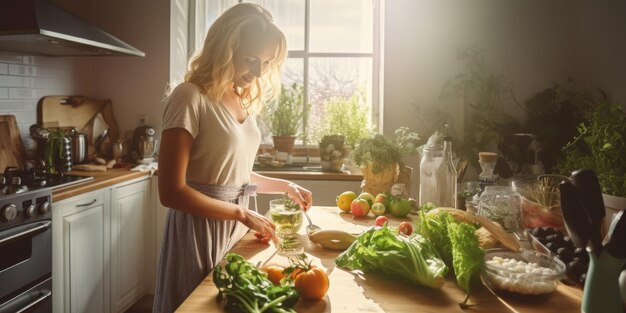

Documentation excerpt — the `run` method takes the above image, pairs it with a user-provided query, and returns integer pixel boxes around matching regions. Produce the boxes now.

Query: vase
[360,162,398,196]
[272,135,296,154]
[602,193,626,236]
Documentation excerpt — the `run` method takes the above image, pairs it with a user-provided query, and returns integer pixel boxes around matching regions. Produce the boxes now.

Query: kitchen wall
[0,52,93,156]
[383,0,626,196]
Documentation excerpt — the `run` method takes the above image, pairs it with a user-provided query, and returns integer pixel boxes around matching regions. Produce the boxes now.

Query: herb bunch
[265,83,307,137]
[559,101,626,197]
[213,253,299,313]
[351,127,420,174]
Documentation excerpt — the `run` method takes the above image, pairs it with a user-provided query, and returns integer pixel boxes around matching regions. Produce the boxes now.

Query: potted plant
[558,101,626,232]
[265,83,307,154]
[351,127,421,195]
[315,92,372,149]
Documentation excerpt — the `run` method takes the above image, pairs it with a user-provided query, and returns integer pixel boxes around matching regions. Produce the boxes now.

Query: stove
[0,167,94,196]
[0,167,91,312]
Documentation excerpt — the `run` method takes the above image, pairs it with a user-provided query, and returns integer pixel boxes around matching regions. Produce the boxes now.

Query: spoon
[303,210,322,235]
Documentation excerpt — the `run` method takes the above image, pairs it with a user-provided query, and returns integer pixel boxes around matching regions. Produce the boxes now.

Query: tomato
[375,215,388,227]
[293,266,329,300]
[398,221,413,236]
[262,266,286,285]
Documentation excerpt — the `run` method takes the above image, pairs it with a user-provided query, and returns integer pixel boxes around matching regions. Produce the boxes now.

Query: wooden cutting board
[38,95,120,145]
[0,115,25,172]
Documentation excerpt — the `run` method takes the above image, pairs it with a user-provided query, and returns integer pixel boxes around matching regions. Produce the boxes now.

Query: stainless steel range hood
[0,0,145,57]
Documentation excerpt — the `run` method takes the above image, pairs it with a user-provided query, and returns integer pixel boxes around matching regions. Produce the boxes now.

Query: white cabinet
[110,179,151,313]
[53,177,152,313]
[53,189,110,313]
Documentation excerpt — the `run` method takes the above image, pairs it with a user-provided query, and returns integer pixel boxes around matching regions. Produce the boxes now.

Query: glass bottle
[419,142,443,206]
[437,132,457,208]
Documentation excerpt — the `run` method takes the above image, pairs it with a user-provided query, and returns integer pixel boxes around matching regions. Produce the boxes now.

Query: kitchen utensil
[303,210,321,235]
[68,128,87,164]
[94,128,109,154]
[40,96,105,129]
[559,181,594,249]
[606,210,626,259]
[571,169,605,254]
[0,115,25,172]
[134,126,158,163]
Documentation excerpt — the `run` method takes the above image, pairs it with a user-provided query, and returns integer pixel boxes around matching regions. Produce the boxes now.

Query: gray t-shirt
[161,82,261,186]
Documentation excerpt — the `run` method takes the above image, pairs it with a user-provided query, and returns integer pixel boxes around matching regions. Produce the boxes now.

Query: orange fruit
[263,266,286,285]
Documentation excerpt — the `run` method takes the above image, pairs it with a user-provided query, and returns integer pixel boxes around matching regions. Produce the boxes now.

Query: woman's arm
[158,128,275,239]
[250,172,313,211]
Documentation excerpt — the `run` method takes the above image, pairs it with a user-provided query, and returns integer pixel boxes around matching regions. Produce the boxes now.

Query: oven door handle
[0,289,51,313]
[0,221,51,247]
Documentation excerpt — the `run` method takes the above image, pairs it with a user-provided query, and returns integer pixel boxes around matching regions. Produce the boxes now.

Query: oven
[0,188,53,313]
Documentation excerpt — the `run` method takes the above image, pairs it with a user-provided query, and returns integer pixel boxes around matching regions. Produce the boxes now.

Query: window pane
[308,57,373,143]
[245,0,305,51]
[309,0,373,53]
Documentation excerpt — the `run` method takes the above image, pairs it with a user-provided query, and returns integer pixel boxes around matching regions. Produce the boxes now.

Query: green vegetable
[447,222,485,308]
[213,253,300,313]
[419,202,437,213]
[417,210,456,265]
[335,225,448,289]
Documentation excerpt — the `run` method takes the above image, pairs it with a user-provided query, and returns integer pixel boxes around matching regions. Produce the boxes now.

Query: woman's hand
[241,210,275,242]
[286,183,313,211]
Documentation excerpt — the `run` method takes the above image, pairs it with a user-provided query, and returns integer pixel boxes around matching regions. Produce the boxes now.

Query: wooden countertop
[52,167,150,202]
[176,207,582,313]
[253,169,363,181]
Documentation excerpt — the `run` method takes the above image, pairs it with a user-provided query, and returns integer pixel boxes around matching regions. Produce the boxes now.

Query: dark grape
[557,247,574,263]
[574,248,590,264]
[546,242,561,253]
[563,236,574,248]
[530,227,540,237]
[579,273,587,285]
[567,260,586,282]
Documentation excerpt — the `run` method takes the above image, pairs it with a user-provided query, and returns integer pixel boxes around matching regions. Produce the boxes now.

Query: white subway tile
[0,88,7,98]
[22,102,36,112]
[0,75,22,87]
[8,64,37,77]
[0,100,22,111]
[0,52,23,64]
[12,111,36,125]
[23,77,35,87]
[0,63,7,75]
[9,88,36,99]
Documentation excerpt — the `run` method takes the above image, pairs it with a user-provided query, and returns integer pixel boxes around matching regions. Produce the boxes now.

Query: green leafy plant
[213,253,300,313]
[351,127,420,174]
[436,45,520,169]
[44,130,67,174]
[281,192,300,210]
[265,83,307,137]
[558,101,626,197]
[314,92,373,148]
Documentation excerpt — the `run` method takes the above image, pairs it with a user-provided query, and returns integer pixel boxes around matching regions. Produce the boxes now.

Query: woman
[154,3,312,312]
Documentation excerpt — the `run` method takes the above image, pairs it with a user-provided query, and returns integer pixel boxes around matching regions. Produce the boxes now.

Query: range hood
[0,0,145,57]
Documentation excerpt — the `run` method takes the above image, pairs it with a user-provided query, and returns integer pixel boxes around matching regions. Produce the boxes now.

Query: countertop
[176,206,582,313]
[52,167,151,202]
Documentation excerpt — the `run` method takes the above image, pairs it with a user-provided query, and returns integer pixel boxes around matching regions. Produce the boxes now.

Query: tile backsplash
[0,51,92,159]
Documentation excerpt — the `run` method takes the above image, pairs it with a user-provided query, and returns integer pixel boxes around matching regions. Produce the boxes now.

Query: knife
[559,181,594,250]
[570,169,605,255]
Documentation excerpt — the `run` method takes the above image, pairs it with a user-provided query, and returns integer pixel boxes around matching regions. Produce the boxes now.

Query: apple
[350,198,371,217]
[375,215,388,227]
[371,202,386,216]
[357,192,375,207]
[389,198,412,218]
[374,193,392,208]
[398,221,413,236]
[336,191,357,212]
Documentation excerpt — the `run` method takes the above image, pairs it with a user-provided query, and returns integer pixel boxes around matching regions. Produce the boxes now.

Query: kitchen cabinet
[110,179,151,313]
[53,189,110,313]
[53,176,152,313]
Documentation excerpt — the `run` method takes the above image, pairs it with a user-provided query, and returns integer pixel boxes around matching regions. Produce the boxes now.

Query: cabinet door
[63,201,107,313]
[110,179,150,313]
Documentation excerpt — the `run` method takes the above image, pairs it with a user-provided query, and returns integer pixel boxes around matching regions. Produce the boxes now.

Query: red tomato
[398,221,413,236]
[375,215,388,227]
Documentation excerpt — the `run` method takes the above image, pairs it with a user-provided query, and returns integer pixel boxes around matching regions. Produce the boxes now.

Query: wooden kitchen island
[176,206,583,313]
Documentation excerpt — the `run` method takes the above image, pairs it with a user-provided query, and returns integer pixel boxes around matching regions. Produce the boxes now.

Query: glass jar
[419,143,442,206]
[478,186,522,232]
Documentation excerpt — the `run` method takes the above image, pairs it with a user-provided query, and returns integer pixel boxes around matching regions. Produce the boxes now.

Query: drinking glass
[269,199,303,254]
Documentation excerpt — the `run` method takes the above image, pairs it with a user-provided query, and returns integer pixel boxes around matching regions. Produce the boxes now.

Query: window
[206,0,382,145]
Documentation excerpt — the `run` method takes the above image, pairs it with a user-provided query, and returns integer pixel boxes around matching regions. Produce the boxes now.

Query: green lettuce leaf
[336,226,448,289]
[447,222,485,307]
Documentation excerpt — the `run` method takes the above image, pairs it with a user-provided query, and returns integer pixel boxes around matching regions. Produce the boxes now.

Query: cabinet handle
[0,221,51,246]
[76,199,97,207]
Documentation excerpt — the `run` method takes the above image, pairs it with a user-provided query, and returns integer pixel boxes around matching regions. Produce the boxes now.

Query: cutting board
[38,95,120,145]
[0,115,25,172]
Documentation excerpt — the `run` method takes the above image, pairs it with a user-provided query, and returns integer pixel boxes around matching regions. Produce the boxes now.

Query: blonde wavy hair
[185,3,287,113]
